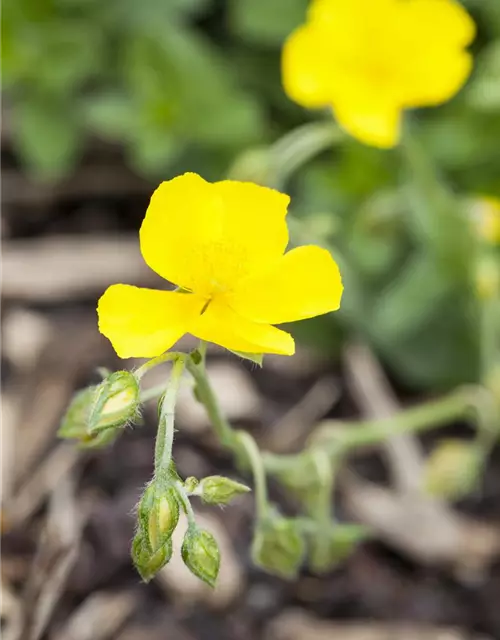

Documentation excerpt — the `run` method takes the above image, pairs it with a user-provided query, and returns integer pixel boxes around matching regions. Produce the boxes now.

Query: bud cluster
[132,477,224,586]
[132,482,180,582]
[58,371,140,448]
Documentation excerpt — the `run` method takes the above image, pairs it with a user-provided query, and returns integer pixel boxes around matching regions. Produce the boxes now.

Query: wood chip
[2,235,161,302]
[51,591,137,640]
[177,362,261,434]
[266,610,492,640]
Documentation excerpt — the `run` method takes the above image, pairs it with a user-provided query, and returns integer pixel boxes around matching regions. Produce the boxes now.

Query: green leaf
[84,94,137,140]
[229,0,308,46]
[467,40,500,112]
[12,99,83,180]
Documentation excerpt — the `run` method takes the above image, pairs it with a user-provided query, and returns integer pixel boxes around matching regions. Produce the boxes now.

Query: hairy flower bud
[195,475,250,505]
[252,518,305,579]
[88,371,139,434]
[309,524,369,573]
[58,387,97,441]
[138,484,179,552]
[181,525,220,588]
[58,386,123,448]
[132,531,172,583]
[424,439,482,500]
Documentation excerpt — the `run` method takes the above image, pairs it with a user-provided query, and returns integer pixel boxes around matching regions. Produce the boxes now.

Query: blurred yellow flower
[98,173,343,358]
[282,0,475,148]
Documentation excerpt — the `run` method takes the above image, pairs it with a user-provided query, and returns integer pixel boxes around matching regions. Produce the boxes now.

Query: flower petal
[402,0,475,49]
[229,245,343,325]
[401,50,473,108]
[97,284,205,359]
[191,299,295,356]
[282,25,335,109]
[140,173,290,296]
[333,89,402,148]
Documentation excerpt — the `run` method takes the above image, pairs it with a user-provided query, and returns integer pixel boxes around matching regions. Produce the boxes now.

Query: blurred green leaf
[12,99,83,179]
[467,40,500,112]
[229,0,308,46]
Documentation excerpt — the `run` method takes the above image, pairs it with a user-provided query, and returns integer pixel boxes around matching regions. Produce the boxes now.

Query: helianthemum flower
[282,0,475,148]
[98,173,343,358]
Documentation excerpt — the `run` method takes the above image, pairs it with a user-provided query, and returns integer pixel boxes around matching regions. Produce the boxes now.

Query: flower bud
[424,439,483,500]
[138,484,179,552]
[309,524,368,573]
[88,371,140,434]
[196,476,250,505]
[181,525,220,588]
[132,531,172,583]
[475,255,500,300]
[252,518,305,579]
[58,387,97,441]
[183,476,200,494]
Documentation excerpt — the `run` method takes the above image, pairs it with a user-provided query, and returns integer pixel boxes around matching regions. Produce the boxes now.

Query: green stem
[263,388,475,476]
[236,430,270,521]
[185,356,236,448]
[270,121,343,187]
[175,479,196,526]
[186,350,271,520]
[154,355,185,478]
[135,351,181,380]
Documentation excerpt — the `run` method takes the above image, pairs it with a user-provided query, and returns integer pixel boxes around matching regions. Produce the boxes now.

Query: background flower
[282,0,475,147]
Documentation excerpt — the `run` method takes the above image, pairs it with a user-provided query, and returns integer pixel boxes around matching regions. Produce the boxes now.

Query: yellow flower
[282,0,475,148]
[97,173,343,358]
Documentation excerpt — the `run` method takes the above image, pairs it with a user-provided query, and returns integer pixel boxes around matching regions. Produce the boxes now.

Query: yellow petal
[229,245,343,324]
[282,25,334,109]
[401,49,473,108]
[140,173,290,296]
[191,298,295,356]
[97,284,205,359]
[334,94,402,148]
[402,0,475,48]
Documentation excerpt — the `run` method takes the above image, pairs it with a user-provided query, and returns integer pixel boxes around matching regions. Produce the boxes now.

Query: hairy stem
[236,430,270,521]
[185,356,236,448]
[175,479,197,526]
[154,355,185,478]
[135,351,181,380]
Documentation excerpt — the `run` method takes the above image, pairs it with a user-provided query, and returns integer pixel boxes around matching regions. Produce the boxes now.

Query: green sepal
[308,524,369,573]
[252,517,305,579]
[181,525,220,588]
[58,386,97,440]
[227,350,263,367]
[138,483,180,552]
[88,371,140,434]
[198,475,251,505]
[132,531,173,583]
